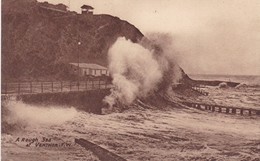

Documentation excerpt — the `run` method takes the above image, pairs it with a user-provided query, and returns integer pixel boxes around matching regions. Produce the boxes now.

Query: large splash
[2,101,78,133]
[104,34,182,108]
[103,37,163,107]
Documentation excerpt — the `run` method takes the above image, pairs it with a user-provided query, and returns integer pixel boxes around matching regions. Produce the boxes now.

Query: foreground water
[2,75,260,160]
[2,104,260,160]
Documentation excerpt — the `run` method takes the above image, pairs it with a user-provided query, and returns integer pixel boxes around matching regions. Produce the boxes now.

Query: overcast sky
[39,0,260,75]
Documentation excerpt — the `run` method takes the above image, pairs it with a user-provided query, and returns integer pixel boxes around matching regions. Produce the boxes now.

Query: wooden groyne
[191,86,208,96]
[192,80,240,87]
[182,102,260,116]
[75,138,127,161]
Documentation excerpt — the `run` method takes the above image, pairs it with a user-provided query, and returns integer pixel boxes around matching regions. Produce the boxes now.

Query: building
[81,5,94,15]
[69,63,109,77]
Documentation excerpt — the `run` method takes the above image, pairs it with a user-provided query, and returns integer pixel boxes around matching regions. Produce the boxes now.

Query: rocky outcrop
[2,0,143,81]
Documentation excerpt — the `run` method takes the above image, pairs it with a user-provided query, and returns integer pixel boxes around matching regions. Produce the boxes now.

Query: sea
[189,74,260,110]
[189,74,260,87]
[1,74,260,160]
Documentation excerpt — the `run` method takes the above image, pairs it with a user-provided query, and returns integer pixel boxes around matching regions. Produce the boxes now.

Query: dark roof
[81,5,94,9]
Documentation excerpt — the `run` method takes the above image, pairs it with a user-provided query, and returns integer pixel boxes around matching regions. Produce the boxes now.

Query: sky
[39,0,260,75]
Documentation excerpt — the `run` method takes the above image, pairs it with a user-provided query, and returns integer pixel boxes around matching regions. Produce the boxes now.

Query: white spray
[104,34,183,108]
[2,101,78,129]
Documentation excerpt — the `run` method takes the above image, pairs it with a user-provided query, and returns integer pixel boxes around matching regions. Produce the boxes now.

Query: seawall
[14,89,111,114]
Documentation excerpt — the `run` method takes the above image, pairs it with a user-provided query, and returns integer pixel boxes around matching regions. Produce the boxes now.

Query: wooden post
[75,138,127,161]
[98,78,101,89]
[78,81,80,91]
[248,109,252,116]
[212,106,215,112]
[41,82,43,93]
[61,81,63,92]
[240,109,244,115]
[218,107,222,113]
[52,82,53,92]
[226,107,229,114]
[232,108,236,114]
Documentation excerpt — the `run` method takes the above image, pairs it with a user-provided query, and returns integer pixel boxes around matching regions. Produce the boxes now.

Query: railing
[1,79,112,95]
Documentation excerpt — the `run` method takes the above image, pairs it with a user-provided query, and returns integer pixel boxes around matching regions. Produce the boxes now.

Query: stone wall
[17,89,110,114]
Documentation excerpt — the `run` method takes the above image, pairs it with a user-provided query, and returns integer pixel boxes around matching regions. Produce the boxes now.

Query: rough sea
[2,74,260,160]
[190,74,260,110]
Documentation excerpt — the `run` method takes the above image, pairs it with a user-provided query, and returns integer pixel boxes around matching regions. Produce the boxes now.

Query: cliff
[2,0,144,81]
